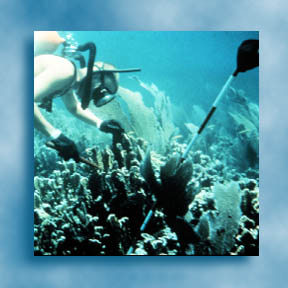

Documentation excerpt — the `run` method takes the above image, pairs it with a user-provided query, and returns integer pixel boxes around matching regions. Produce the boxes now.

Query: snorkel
[62,36,141,109]
[76,42,97,109]
[61,35,96,109]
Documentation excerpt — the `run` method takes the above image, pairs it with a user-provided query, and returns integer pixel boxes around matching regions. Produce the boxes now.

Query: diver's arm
[62,90,103,128]
[34,103,61,138]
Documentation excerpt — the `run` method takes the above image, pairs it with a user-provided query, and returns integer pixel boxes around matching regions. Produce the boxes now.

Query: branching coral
[34,134,175,255]
[34,132,259,255]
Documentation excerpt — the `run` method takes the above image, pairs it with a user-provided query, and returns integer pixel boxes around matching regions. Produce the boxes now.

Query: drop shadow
[22,33,252,268]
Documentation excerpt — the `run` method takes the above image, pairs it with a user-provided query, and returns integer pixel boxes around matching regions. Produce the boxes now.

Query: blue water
[57,31,259,112]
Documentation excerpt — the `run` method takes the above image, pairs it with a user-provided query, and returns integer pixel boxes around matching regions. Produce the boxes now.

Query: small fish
[239,129,251,135]
[172,135,183,140]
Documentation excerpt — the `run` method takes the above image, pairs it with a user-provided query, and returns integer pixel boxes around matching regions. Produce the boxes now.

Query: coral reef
[34,131,259,256]
[34,84,259,256]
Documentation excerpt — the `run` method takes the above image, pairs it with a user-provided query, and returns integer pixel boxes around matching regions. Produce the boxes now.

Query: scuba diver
[34,32,140,162]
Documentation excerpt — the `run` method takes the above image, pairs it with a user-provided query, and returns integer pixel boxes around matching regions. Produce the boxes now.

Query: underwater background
[34,31,259,256]
[55,31,259,109]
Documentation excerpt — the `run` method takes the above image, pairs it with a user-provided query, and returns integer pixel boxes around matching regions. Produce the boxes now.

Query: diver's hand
[99,119,125,136]
[50,133,80,162]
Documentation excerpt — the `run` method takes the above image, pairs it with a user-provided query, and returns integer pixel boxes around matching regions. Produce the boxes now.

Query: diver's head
[77,61,119,107]
[91,62,119,107]
[77,59,141,109]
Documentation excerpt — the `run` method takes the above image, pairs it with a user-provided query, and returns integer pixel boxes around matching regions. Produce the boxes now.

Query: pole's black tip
[236,39,259,74]
[233,69,239,77]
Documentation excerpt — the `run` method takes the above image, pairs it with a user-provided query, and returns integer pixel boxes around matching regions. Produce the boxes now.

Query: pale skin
[34,54,104,138]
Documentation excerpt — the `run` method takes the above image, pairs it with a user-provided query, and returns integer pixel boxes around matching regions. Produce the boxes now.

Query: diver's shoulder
[34,54,71,65]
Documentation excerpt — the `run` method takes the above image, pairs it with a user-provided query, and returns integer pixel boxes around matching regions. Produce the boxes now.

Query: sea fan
[159,154,194,217]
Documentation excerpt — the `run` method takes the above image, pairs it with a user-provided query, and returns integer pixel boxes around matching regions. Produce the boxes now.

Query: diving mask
[91,65,141,107]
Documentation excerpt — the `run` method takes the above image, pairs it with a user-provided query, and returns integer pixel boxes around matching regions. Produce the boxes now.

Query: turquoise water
[58,31,259,109]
